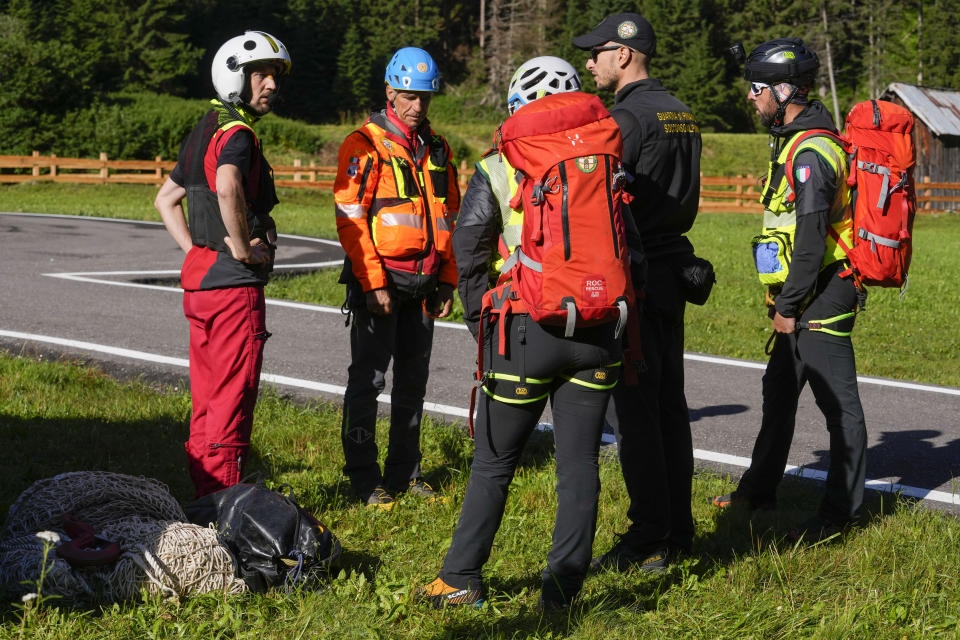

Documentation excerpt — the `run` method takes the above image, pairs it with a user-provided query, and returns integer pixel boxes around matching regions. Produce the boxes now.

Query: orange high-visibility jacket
[334,111,459,294]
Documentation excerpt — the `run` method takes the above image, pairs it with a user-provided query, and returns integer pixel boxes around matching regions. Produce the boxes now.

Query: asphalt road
[3,212,959,512]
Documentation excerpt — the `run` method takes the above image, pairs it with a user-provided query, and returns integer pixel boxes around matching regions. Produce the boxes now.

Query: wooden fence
[2,152,958,214]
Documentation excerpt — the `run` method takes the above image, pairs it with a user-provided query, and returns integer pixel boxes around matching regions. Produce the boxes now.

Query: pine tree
[643,0,739,131]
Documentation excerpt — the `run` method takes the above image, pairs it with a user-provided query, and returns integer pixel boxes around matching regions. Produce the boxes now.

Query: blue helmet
[384,47,440,92]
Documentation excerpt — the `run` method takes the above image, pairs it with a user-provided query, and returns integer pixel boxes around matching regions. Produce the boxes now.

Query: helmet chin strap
[769,84,800,128]
[768,83,801,161]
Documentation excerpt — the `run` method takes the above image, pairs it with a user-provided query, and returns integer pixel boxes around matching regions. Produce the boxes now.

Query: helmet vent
[244,40,256,51]
[521,71,547,91]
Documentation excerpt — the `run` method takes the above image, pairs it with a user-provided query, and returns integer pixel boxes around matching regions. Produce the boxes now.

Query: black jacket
[610,78,701,261]
[452,154,504,339]
[768,101,849,317]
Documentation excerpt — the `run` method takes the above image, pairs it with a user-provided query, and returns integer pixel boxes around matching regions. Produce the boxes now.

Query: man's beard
[247,96,274,116]
[594,73,615,92]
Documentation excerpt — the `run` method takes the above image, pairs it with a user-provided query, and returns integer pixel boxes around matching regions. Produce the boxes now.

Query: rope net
[0,472,247,606]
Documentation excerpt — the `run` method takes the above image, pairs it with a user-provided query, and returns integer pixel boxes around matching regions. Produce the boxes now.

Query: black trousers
[440,313,621,602]
[737,273,867,523]
[607,259,695,552]
[341,291,434,495]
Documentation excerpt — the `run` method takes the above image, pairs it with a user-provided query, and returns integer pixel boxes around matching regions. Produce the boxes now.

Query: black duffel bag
[185,480,341,592]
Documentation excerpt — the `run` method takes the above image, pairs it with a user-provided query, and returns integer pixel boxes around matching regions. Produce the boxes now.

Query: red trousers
[183,286,267,497]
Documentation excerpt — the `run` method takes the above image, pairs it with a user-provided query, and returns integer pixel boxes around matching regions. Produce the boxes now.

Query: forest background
[2,0,957,164]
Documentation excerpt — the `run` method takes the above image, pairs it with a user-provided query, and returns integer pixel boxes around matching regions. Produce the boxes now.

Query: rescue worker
[416,57,622,611]
[712,39,867,541]
[333,47,460,509]
[573,13,704,571]
[154,31,290,498]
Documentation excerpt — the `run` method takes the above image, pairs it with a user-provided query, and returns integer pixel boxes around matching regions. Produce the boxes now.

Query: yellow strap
[486,372,553,385]
[481,385,549,405]
[559,362,622,390]
[800,311,856,337]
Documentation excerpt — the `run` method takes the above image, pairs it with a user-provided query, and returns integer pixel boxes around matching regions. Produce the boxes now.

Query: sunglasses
[590,45,621,62]
[750,82,770,96]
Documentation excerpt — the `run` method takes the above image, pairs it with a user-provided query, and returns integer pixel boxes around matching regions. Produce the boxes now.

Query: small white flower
[21,593,38,603]
[35,531,61,544]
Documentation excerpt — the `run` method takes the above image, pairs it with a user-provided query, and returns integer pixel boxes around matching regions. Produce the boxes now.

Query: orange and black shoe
[415,577,483,608]
[711,491,775,511]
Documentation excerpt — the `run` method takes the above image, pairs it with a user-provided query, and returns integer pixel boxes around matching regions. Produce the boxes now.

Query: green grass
[685,212,960,388]
[3,353,960,638]
[0,182,336,239]
[700,133,770,177]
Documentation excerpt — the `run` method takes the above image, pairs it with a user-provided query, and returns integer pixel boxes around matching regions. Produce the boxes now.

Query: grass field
[3,353,960,638]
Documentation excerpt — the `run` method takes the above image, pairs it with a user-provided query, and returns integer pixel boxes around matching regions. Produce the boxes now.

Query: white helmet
[211,31,292,107]
[506,56,582,114]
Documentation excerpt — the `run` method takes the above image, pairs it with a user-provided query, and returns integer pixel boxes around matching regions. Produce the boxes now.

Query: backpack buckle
[530,184,545,205]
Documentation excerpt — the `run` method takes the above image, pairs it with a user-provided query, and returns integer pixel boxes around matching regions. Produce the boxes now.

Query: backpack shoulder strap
[785,129,856,276]
[784,128,846,196]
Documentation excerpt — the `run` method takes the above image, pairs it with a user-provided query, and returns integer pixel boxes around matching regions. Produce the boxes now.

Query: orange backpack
[786,99,916,289]
[467,93,641,436]
[486,91,635,339]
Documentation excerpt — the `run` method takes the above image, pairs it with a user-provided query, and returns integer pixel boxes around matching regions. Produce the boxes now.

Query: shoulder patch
[795,165,811,184]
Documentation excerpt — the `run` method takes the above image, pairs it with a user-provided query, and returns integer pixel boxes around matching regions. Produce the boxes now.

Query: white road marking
[39,263,960,395]
[0,330,469,418]
[0,328,957,507]
[42,268,473,325]
[694,448,960,506]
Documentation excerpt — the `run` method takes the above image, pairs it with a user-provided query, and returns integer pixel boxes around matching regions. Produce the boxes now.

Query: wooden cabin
[880,82,960,210]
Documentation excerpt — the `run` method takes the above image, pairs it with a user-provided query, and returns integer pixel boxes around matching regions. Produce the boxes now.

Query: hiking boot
[590,535,668,574]
[364,486,395,510]
[711,491,776,511]
[415,577,483,608]
[403,478,448,503]
[787,516,854,544]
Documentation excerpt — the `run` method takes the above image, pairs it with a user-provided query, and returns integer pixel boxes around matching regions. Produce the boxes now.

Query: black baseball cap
[572,13,656,57]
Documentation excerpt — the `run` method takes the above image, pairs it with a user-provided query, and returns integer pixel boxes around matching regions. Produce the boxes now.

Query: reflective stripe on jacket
[334,111,459,293]
[753,132,853,286]
[475,150,521,277]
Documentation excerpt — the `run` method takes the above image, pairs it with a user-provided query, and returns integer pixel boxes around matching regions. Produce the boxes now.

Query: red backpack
[486,91,635,339]
[786,99,916,289]
[467,93,640,436]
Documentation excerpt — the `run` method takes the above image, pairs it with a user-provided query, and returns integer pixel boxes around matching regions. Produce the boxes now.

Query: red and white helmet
[211,31,292,106]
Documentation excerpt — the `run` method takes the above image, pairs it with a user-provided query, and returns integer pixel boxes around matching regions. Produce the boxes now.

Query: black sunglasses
[590,45,621,62]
